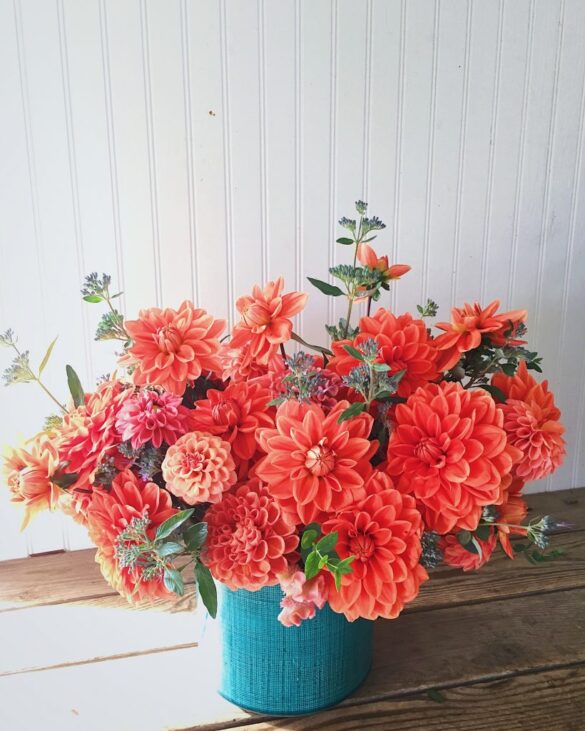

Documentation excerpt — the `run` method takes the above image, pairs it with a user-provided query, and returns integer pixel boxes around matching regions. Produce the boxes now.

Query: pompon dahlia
[115,388,191,449]
[161,431,236,505]
[434,300,527,371]
[189,381,275,462]
[328,309,439,398]
[229,277,307,366]
[3,434,61,529]
[124,301,225,395]
[255,400,376,525]
[86,469,177,603]
[440,531,497,571]
[203,478,299,591]
[386,381,522,534]
[323,471,428,621]
[497,476,528,558]
[491,361,565,481]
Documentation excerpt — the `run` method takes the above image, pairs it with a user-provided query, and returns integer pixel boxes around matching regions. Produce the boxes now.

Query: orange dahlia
[229,277,307,366]
[356,243,411,284]
[440,531,497,571]
[328,309,439,398]
[387,381,522,534]
[496,476,528,558]
[86,469,177,603]
[255,399,376,525]
[3,434,61,529]
[434,300,527,371]
[161,431,236,505]
[189,381,274,462]
[124,301,225,395]
[323,471,427,621]
[491,361,565,481]
[203,478,298,591]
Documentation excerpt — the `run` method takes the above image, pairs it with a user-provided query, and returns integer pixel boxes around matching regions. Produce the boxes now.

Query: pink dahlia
[115,389,191,449]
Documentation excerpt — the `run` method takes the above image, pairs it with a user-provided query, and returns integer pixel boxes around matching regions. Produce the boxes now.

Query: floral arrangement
[1,201,567,626]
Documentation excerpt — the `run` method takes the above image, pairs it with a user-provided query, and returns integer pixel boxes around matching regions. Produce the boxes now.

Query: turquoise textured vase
[217,583,374,715]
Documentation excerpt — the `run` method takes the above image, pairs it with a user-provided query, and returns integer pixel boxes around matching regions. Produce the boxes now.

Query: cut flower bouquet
[1,201,568,711]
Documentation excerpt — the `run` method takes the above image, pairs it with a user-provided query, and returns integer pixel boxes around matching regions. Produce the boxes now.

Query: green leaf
[456,530,472,547]
[372,362,391,372]
[183,522,208,552]
[337,401,367,423]
[65,365,85,408]
[157,541,184,557]
[427,689,446,704]
[304,551,321,580]
[343,345,365,361]
[479,384,507,403]
[110,291,123,299]
[163,568,185,596]
[301,528,319,550]
[334,570,342,591]
[196,561,218,618]
[307,277,344,297]
[316,531,338,555]
[337,556,356,574]
[155,509,194,541]
[474,524,492,541]
[52,471,79,490]
[318,555,328,569]
[83,294,104,303]
[39,337,58,375]
[336,237,354,245]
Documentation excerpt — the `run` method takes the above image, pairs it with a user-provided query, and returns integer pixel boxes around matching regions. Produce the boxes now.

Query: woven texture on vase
[218,583,374,715]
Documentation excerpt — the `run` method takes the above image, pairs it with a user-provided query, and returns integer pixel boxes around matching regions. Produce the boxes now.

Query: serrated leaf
[343,344,365,361]
[196,561,217,618]
[316,531,338,555]
[65,365,85,408]
[155,509,194,541]
[83,294,104,303]
[336,237,354,245]
[163,568,185,596]
[337,402,367,423]
[183,522,208,552]
[157,541,184,557]
[304,551,320,580]
[307,277,344,297]
[39,337,58,375]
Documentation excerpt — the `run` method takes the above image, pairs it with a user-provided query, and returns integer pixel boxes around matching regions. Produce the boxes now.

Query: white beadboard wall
[0,0,584,559]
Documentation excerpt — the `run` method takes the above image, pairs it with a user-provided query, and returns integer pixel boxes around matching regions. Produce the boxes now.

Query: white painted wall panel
[1,0,584,557]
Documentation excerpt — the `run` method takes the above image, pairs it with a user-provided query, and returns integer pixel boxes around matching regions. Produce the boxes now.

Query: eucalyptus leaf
[39,337,58,375]
[196,561,217,618]
[343,345,365,361]
[155,509,194,541]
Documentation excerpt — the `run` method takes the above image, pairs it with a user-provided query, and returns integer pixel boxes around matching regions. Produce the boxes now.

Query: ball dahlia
[203,478,298,591]
[161,431,236,505]
[440,531,497,571]
[255,399,376,525]
[124,301,225,395]
[3,434,61,529]
[491,361,565,481]
[86,469,177,603]
[322,471,428,621]
[386,381,522,534]
[328,308,439,398]
[116,388,191,449]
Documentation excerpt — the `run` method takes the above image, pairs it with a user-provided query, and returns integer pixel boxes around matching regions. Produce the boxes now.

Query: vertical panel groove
[391,0,406,313]
[257,0,268,284]
[361,0,373,199]
[294,0,303,334]
[139,0,162,306]
[421,0,440,304]
[507,0,535,306]
[479,0,504,303]
[327,0,338,326]
[98,0,125,311]
[180,0,199,305]
[450,0,473,306]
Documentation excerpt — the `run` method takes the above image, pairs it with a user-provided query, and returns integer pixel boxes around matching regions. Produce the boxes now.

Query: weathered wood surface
[0,488,583,730]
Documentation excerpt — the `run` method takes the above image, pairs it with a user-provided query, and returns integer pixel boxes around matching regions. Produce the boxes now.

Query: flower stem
[11,343,68,413]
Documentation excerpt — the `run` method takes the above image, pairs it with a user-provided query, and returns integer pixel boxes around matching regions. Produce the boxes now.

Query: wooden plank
[0,488,582,612]
[230,665,585,731]
[0,585,583,729]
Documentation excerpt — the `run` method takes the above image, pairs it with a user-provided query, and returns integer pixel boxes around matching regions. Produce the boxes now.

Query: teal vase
[217,583,374,715]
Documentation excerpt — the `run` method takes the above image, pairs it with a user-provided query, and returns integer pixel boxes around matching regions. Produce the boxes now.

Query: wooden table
[0,488,583,730]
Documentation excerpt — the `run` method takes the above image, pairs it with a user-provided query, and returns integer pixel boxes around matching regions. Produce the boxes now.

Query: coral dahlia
[328,308,439,398]
[491,361,565,481]
[203,478,298,591]
[230,277,307,366]
[86,469,177,603]
[124,301,225,395]
[387,381,522,534]
[323,472,427,621]
[161,431,236,505]
[116,388,191,449]
[496,476,528,558]
[356,243,411,284]
[440,531,497,571]
[255,399,376,525]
